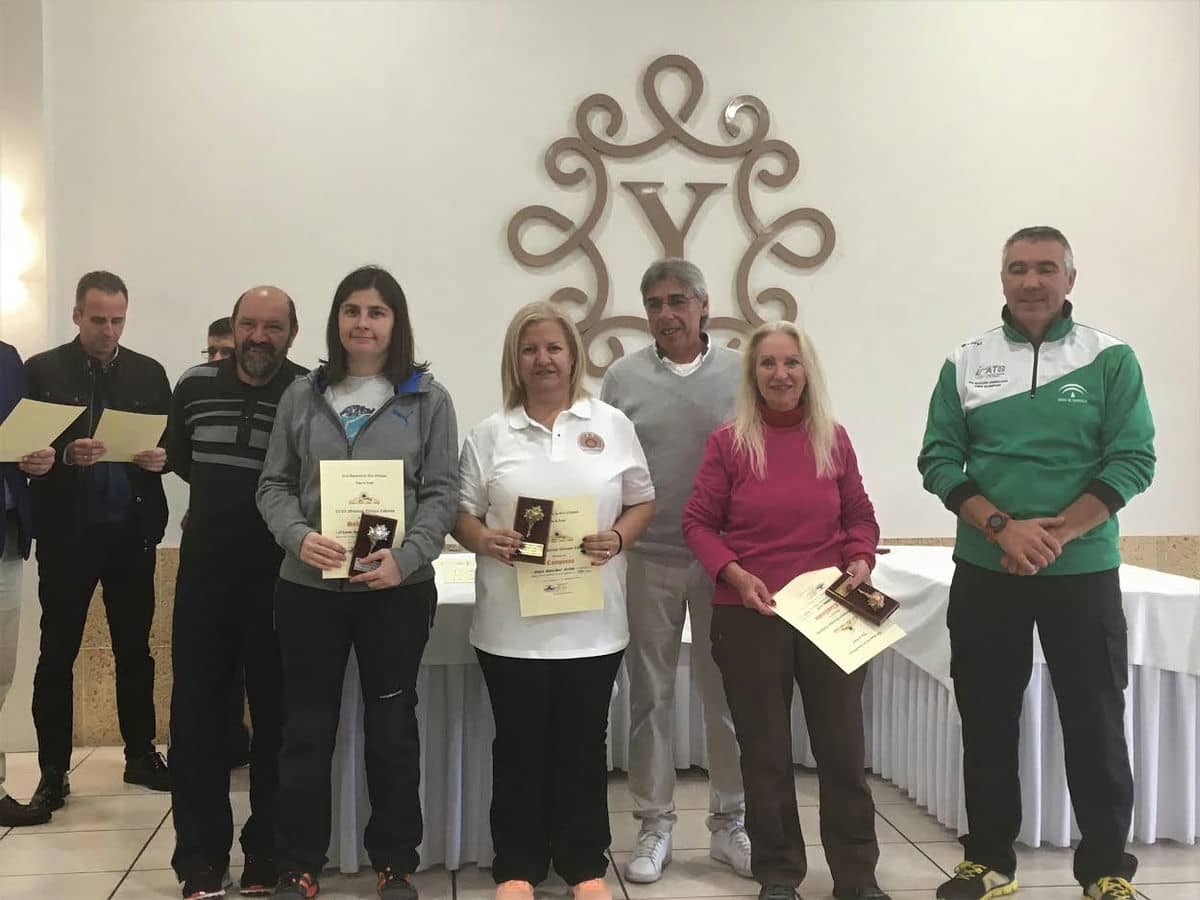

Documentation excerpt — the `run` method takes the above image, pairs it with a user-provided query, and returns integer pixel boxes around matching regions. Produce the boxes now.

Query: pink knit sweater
[682,420,880,606]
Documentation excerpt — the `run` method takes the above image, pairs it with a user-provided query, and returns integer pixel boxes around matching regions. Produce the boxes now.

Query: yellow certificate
[516,494,603,617]
[319,460,405,579]
[773,567,906,674]
[0,399,86,461]
[91,409,168,461]
[432,552,476,585]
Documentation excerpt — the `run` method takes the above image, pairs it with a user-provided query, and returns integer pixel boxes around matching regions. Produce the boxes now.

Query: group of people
[0,224,1154,900]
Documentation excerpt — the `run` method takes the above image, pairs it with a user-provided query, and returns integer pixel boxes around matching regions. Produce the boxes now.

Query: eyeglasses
[643,293,694,313]
[203,347,234,361]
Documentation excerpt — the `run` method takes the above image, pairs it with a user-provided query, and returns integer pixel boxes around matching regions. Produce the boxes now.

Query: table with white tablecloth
[328,547,1200,872]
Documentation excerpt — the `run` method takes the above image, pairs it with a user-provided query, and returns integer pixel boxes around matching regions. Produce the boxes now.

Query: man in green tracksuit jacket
[918,226,1155,900]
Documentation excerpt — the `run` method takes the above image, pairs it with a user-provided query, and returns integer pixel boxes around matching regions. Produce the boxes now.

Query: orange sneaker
[496,880,535,900]
[572,879,612,900]
[274,870,320,898]
[376,866,417,899]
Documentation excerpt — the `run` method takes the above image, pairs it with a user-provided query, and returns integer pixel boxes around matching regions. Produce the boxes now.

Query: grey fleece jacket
[256,368,459,591]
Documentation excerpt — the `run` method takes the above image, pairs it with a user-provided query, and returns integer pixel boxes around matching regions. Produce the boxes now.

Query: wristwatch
[984,512,1009,543]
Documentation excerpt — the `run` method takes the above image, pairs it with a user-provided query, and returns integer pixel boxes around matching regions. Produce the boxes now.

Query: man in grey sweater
[601,259,749,883]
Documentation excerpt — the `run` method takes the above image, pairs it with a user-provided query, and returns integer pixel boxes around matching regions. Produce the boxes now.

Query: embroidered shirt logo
[578,432,605,453]
[1057,383,1089,404]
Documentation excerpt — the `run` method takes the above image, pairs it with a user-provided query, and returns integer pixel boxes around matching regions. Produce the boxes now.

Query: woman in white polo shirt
[454,301,655,900]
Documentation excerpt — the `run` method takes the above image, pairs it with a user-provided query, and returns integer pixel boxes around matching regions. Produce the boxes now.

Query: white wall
[0,0,47,755]
[0,0,48,354]
[31,0,1200,542]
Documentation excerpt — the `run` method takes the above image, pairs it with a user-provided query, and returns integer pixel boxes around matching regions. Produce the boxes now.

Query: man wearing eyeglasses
[205,317,235,363]
[600,259,749,884]
[167,287,305,898]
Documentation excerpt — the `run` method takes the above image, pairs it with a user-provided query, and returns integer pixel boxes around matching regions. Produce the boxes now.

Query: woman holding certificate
[681,321,889,900]
[257,266,458,900]
[453,302,655,900]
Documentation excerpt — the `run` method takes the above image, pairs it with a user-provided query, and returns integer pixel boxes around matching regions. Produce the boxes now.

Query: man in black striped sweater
[166,286,306,899]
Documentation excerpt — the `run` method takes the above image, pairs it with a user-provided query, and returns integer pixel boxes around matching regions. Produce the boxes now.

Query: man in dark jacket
[25,271,173,810]
[0,341,56,826]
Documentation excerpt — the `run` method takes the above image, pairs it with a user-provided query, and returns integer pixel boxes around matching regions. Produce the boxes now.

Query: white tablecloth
[329,548,1200,871]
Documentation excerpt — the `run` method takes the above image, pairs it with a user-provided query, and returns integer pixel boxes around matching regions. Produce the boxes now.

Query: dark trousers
[228,665,251,763]
[711,605,879,892]
[948,561,1137,887]
[477,648,622,887]
[32,526,157,772]
[169,563,282,877]
[274,577,435,875]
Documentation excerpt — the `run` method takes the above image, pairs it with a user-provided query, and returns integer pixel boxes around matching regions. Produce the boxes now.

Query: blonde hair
[731,320,837,479]
[500,301,589,410]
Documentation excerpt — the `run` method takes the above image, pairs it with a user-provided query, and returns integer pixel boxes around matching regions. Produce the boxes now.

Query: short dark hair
[207,317,233,338]
[1002,226,1074,274]
[232,290,298,332]
[75,271,128,308]
[322,265,427,386]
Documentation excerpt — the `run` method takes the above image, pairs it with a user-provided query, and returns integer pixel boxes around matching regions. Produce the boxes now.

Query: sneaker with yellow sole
[1082,877,1136,900]
[935,861,1018,900]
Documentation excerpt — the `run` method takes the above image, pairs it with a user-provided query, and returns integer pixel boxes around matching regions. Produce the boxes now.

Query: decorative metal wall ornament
[507,53,836,376]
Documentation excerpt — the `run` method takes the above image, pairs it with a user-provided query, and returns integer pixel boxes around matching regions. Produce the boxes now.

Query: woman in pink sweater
[682,321,888,900]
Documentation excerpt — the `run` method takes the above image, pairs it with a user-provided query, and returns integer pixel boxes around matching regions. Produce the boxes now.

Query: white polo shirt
[458,397,655,659]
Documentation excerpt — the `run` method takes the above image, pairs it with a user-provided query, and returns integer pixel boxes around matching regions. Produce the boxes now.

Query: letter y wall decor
[507,54,836,376]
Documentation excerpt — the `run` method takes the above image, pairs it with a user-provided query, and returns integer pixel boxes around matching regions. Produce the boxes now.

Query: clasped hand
[997,517,1067,576]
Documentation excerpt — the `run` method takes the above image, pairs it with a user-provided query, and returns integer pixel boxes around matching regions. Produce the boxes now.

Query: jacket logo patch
[968,363,1008,389]
[1057,383,1089,404]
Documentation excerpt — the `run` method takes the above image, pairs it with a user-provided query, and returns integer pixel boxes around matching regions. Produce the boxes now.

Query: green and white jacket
[918,302,1155,575]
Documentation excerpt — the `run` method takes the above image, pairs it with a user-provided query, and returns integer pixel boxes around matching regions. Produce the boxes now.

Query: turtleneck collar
[758,399,806,429]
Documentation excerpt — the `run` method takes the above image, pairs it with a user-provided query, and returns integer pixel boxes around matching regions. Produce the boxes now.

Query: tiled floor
[1,749,1196,899]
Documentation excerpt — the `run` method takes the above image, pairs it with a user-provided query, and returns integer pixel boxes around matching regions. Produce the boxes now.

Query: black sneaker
[935,861,1017,900]
[0,794,51,826]
[125,750,172,791]
[758,886,799,900]
[31,769,70,811]
[833,887,893,900]
[274,871,319,898]
[240,855,277,896]
[376,867,418,900]
[181,865,230,899]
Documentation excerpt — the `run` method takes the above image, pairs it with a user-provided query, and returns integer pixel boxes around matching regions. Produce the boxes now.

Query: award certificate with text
[319,460,405,579]
[516,495,604,617]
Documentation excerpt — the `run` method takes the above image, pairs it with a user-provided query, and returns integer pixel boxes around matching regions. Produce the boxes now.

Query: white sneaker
[710,823,753,878]
[624,828,672,883]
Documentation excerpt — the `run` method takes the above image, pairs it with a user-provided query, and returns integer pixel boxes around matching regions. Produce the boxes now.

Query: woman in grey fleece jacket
[256,266,459,899]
